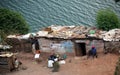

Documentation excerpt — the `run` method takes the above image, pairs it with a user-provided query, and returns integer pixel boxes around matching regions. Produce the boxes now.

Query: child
[14,58,22,70]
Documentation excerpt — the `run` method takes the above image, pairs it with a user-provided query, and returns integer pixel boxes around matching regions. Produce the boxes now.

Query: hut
[102,29,120,54]
[37,25,105,56]
[0,54,14,72]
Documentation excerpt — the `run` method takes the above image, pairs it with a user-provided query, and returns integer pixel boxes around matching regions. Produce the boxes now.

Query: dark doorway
[75,43,86,56]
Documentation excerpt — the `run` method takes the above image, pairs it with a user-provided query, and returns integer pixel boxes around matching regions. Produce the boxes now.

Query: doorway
[75,43,86,56]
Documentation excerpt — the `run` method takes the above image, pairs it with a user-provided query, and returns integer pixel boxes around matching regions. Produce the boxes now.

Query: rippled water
[0,0,120,32]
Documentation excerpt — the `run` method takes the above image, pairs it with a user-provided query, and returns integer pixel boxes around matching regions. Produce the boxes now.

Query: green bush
[96,9,120,31]
[0,30,7,43]
[115,0,120,2]
[0,8,29,42]
[114,57,120,75]
[0,8,29,34]
[52,61,60,72]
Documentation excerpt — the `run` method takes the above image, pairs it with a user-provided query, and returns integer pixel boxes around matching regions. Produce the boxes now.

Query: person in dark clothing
[91,46,97,58]
[87,46,97,59]
[30,37,40,54]
[34,37,40,50]
[48,53,57,61]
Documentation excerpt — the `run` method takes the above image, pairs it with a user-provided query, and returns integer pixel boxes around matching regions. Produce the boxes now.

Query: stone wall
[104,41,120,54]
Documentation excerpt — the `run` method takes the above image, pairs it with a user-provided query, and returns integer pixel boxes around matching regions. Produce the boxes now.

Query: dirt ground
[2,52,119,75]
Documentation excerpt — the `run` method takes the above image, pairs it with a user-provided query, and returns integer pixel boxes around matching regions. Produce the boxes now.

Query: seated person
[48,53,57,61]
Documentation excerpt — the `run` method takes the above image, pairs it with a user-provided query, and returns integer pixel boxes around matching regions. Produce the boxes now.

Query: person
[48,53,57,61]
[48,52,59,67]
[87,46,97,59]
[48,59,54,68]
[34,50,41,63]
[34,37,40,51]
[30,36,40,54]
[91,46,97,58]
[30,36,41,63]
[14,58,22,70]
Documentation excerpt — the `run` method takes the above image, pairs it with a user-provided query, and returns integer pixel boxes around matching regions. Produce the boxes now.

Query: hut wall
[6,38,32,52]
[74,40,104,55]
[38,38,74,53]
[104,41,120,54]
[39,38,104,56]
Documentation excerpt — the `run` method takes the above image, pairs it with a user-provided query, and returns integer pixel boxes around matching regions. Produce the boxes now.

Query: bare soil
[2,52,119,75]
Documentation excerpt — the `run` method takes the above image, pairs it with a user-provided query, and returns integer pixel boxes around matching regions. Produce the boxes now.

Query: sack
[34,54,40,59]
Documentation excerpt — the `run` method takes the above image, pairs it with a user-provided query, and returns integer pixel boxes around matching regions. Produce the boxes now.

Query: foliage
[96,9,120,31]
[52,61,60,72]
[115,0,120,2]
[114,57,120,75]
[0,8,29,34]
[0,30,7,43]
[0,8,29,42]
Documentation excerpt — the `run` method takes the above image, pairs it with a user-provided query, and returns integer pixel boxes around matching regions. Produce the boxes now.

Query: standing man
[91,46,97,58]
[30,35,40,54]
[32,37,41,63]
[34,37,40,51]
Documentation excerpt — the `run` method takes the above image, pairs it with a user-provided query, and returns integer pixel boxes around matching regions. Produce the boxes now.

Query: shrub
[114,57,120,75]
[96,9,120,31]
[0,30,7,43]
[52,61,60,72]
[115,0,120,2]
[0,8,29,42]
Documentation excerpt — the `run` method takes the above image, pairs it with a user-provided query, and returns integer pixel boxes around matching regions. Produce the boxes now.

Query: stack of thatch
[38,25,104,39]
[103,29,120,41]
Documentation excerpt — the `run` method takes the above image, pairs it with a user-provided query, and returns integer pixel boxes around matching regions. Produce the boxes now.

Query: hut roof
[7,25,120,42]
[37,25,103,40]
